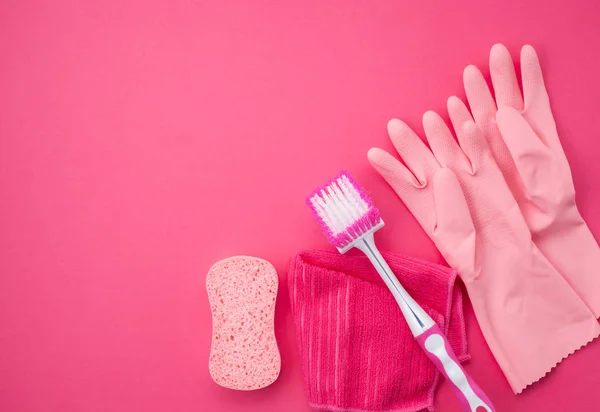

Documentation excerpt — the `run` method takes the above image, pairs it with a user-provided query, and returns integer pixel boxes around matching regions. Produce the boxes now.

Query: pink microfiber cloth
[288,250,468,412]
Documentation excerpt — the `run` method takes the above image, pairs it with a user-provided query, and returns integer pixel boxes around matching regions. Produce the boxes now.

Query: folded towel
[288,249,468,412]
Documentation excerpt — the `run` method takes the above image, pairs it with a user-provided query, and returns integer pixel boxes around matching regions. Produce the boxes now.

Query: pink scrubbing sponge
[207,256,281,390]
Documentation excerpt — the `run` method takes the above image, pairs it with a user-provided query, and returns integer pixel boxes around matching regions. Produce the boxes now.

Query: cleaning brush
[307,171,494,412]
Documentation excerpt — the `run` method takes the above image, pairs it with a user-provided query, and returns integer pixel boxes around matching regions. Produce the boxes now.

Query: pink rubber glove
[368,113,600,394]
[450,44,600,317]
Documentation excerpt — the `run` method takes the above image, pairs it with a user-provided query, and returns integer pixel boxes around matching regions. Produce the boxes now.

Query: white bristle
[310,175,370,235]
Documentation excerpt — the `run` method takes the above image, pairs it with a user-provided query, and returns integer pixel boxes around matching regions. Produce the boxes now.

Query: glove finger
[447,100,493,173]
[432,168,476,280]
[490,43,524,111]
[387,118,439,184]
[463,65,497,128]
[496,107,557,203]
[521,45,549,111]
[463,66,520,176]
[368,147,435,234]
[447,95,475,132]
[422,110,469,169]
[447,96,479,168]
[520,45,563,155]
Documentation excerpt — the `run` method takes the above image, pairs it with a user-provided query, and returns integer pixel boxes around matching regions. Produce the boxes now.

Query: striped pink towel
[288,250,468,412]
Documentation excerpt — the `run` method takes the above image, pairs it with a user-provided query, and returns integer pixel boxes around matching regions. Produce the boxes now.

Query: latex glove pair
[368,44,600,394]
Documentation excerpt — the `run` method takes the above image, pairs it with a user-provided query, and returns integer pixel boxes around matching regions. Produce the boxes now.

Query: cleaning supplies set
[206,44,600,410]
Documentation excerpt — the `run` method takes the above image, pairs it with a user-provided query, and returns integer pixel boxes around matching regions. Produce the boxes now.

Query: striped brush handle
[417,325,495,412]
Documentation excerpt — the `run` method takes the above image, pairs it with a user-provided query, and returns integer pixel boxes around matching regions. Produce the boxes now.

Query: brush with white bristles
[307,171,494,412]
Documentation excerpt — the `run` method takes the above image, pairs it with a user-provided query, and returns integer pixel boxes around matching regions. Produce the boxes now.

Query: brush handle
[417,325,495,412]
[353,233,435,334]
[354,234,494,412]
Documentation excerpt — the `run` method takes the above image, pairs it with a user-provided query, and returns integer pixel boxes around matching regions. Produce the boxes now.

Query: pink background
[1,1,600,411]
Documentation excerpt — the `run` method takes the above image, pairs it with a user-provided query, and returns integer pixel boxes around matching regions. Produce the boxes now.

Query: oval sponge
[207,256,281,390]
